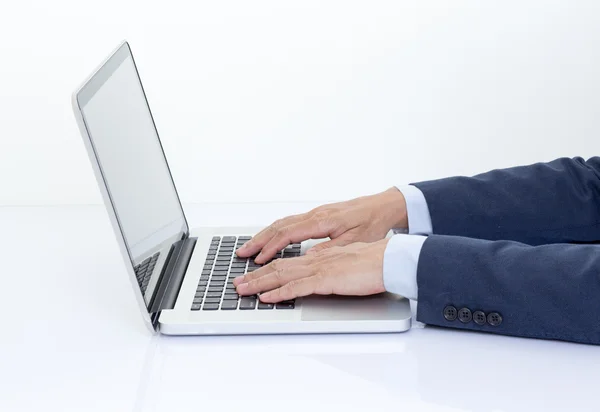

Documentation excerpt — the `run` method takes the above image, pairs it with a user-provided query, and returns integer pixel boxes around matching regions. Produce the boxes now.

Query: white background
[1,0,600,206]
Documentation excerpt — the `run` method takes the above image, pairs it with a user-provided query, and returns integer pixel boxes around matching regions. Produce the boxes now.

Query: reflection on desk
[2,205,599,412]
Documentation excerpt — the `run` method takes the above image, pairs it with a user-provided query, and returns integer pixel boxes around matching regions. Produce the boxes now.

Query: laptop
[71,41,412,335]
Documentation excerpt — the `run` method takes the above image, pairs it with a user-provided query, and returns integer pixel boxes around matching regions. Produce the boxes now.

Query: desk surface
[1,204,598,412]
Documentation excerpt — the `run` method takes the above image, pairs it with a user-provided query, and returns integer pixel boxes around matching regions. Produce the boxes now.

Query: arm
[417,235,600,344]
[412,157,600,245]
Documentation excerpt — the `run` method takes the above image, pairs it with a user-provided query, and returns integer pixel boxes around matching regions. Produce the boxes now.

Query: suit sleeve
[412,157,600,245]
[417,235,600,345]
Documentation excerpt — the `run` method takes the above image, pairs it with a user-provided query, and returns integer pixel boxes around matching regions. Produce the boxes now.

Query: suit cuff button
[487,312,503,326]
[458,307,472,323]
[473,310,487,325]
[443,305,457,321]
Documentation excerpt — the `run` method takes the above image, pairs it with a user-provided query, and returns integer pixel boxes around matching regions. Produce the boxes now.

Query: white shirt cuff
[396,185,433,235]
[382,234,426,300]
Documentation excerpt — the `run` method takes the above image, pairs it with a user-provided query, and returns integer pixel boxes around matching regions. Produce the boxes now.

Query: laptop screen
[77,44,187,268]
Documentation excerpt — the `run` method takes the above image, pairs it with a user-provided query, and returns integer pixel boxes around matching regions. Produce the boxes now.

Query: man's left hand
[233,238,390,303]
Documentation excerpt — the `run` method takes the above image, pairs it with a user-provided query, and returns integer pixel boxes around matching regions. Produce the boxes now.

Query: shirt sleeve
[381,185,432,300]
[396,185,433,235]
[382,234,427,300]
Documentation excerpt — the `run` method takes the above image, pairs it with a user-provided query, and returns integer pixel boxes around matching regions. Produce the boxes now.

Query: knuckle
[273,269,285,283]
[312,210,330,221]
[266,225,279,236]
[275,226,289,238]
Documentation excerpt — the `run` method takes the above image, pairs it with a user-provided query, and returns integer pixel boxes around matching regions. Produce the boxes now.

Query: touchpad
[301,293,411,322]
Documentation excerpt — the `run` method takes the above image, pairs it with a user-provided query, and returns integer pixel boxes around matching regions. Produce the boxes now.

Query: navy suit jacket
[412,157,600,345]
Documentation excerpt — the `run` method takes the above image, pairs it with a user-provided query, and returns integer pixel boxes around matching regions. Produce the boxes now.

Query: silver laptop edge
[72,41,412,335]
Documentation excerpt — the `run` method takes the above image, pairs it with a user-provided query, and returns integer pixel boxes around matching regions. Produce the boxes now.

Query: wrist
[379,187,408,229]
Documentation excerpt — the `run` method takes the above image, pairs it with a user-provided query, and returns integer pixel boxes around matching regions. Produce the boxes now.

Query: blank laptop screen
[77,44,186,266]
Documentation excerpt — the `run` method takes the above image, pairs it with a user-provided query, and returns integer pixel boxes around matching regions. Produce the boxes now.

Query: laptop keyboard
[191,236,301,311]
[134,252,160,294]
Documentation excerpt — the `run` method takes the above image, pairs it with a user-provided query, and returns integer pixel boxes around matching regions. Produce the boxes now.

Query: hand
[236,187,407,264]
[234,239,389,302]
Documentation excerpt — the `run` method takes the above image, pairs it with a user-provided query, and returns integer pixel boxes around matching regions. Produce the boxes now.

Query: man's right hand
[236,187,408,264]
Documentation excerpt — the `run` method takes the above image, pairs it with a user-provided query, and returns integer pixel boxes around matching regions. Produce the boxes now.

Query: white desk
[1,204,598,412]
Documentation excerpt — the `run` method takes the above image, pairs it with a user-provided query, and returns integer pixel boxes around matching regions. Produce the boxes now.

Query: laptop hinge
[149,236,197,319]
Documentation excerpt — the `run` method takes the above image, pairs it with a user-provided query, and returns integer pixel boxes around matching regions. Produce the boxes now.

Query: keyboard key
[216,256,232,262]
[221,300,238,310]
[208,287,224,293]
[229,267,245,273]
[223,293,239,300]
[239,297,257,310]
[258,302,274,310]
[210,276,226,281]
[276,301,295,309]
[196,286,206,293]
[223,236,236,241]
[214,263,230,268]
[195,291,205,298]
[213,271,229,278]
[193,298,203,304]
[198,281,208,287]
[203,303,220,310]
[206,291,222,299]
[204,297,221,304]
[202,270,212,276]
[191,304,201,311]
[203,265,213,271]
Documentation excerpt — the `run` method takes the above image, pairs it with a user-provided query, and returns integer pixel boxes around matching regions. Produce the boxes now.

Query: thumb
[306,236,353,254]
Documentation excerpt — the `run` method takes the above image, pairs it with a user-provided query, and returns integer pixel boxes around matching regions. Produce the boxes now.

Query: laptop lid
[72,41,189,332]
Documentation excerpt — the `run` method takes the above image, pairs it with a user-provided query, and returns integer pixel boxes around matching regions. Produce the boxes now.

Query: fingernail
[233,276,245,286]
[260,292,271,301]
[255,253,263,263]
[236,283,248,292]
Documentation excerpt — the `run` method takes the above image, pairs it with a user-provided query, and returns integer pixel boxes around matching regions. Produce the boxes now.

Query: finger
[259,276,324,303]
[255,219,333,264]
[306,236,354,254]
[236,214,308,257]
[233,255,311,286]
[236,266,311,296]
